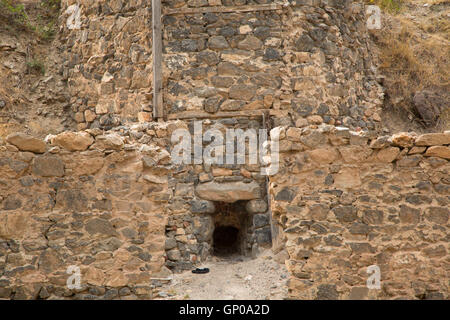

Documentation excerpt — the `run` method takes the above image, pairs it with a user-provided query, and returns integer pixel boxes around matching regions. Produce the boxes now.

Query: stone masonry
[0,0,448,300]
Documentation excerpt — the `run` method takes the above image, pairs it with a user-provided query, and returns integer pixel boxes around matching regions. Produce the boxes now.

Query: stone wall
[270,127,449,299]
[59,0,154,130]
[0,119,273,298]
[1,0,448,300]
[1,125,448,299]
[59,0,383,131]
[0,125,175,299]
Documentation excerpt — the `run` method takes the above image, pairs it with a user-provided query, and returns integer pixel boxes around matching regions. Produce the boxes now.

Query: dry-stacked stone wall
[1,126,448,299]
[0,0,447,300]
[59,0,383,131]
[270,127,449,299]
[0,124,177,299]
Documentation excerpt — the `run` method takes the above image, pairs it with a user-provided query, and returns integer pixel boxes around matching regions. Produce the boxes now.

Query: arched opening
[213,225,240,256]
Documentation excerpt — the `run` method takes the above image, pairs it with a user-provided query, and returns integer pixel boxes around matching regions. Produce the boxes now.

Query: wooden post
[152,0,163,120]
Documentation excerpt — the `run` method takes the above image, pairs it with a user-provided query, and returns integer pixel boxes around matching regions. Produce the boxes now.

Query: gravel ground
[156,249,289,300]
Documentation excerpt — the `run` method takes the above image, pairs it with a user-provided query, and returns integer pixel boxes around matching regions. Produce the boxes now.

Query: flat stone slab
[195,181,261,203]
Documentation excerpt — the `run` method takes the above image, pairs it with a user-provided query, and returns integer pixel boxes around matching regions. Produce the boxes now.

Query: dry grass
[372,1,450,130]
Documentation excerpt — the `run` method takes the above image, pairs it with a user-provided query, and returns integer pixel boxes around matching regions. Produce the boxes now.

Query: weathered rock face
[195,181,261,202]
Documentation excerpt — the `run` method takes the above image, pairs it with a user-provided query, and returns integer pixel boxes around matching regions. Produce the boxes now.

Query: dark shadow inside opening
[213,225,240,256]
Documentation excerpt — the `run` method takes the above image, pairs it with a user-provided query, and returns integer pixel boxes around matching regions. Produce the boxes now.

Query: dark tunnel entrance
[213,225,240,256]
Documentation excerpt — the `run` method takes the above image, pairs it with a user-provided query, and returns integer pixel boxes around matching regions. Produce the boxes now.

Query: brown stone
[229,85,257,101]
[52,132,94,151]
[415,133,450,146]
[308,148,339,164]
[95,133,124,150]
[424,146,450,159]
[32,155,65,177]
[212,167,233,176]
[425,207,449,224]
[237,35,262,50]
[84,109,97,122]
[399,205,421,224]
[138,112,152,122]
[408,146,426,155]
[369,136,391,149]
[286,127,302,142]
[339,146,372,163]
[6,133,46,154]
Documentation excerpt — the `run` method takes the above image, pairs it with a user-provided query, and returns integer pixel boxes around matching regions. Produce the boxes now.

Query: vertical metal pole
[152,0,163,120]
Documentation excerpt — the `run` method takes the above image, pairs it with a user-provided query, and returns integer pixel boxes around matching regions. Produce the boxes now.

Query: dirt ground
[156,249,289,300]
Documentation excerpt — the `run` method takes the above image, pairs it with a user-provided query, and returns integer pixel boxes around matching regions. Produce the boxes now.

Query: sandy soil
[156,249,289,300]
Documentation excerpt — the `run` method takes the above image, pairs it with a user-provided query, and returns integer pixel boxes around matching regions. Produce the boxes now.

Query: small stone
[238,35,262,50]
[195,181,261,202]
[348,287,368,300]
[253,213,270,228]
[190,199,215,214]
[246,199,268,214]
[212,168,232,176]
[425,207,449,224]
[138,112,152,123]
[119,287,131,296]
[392,132,415,148]
[274,187,296,202]
[85,219,118,236]
[143,175,167,184]
[408,146,426,154]
[229,85,256,101]
[95,133,124,150]
[333,206,358,223]
[84,110,96,122]
[165,238,177,250]
[307,115,323,124]
[424,146,450,159]
[295,118,308,128]
[415,133,450,146]
[32,156,65,177]
[399,205,420,224]
[308,148,339,164]
[286,127,302,141]
[316,284,339,300]
[207,36,229,50]
[104,289,118,300]
[376,147,400,162]
[167,249,181,261]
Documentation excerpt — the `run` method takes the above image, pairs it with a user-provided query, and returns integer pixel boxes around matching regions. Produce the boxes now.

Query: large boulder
[6,133,46,153]
[413,90,446,124]
[195,181,261,203]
